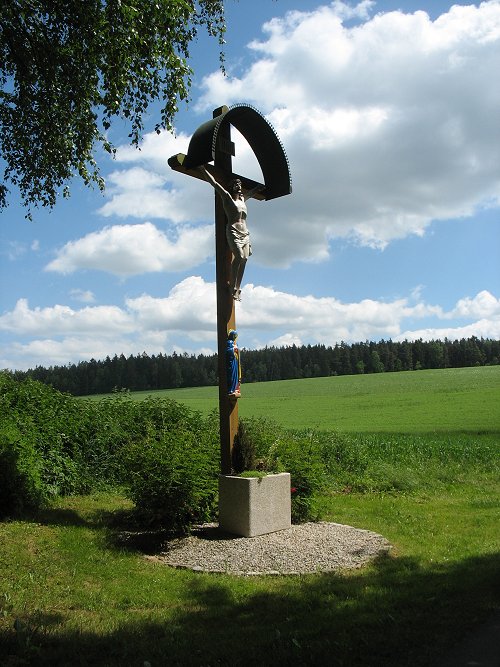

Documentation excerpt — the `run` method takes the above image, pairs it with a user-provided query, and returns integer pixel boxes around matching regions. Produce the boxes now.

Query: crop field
[111,366,500,433]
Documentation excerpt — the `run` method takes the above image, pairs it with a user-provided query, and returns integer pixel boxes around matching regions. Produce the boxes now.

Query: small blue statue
[226,329,241,398]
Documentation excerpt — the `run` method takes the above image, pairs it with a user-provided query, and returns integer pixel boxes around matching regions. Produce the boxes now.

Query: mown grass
[1,476,498,666]
[1,367,499,666]
[91,366,500,433]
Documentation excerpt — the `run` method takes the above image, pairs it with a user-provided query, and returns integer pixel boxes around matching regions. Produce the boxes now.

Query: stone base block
[219,472,292,538]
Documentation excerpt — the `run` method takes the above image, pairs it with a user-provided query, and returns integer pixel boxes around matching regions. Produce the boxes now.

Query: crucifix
[169,104,291,475]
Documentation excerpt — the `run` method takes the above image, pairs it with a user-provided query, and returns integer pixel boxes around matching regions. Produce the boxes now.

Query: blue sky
[1,0,499,371]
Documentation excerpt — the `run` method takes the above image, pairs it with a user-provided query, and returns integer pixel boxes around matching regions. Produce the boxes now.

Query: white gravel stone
[153,522,391,576]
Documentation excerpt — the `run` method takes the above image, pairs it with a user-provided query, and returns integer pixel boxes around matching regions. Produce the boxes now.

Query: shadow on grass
[1,549,498,667]
[32,504,177,554]
[32,504,134,530]
[34,507,90,527]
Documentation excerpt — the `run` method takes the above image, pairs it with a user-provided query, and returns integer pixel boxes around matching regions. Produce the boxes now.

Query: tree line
[10,336,499,397]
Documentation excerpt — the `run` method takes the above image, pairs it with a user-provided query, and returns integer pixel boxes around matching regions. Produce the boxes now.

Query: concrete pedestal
[218,472,292,537]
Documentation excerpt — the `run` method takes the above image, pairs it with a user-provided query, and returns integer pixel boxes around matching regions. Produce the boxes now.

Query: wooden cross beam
[167,155,267,201]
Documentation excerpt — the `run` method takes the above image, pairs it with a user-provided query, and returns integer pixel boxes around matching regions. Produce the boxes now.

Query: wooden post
[213,106,238,475]
[168,104,291,477]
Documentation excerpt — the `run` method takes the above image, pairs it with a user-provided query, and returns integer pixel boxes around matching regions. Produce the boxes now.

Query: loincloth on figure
[226,221,252,259]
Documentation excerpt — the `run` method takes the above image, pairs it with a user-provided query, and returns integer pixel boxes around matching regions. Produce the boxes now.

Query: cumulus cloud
[1,337,160,370]
[96,130,213,224]
[236,283,443,345]
[97,167,213,223]
[61,1,499,274]
[2,278,498,370]
[3,3,499,375]
[395,318,500,343]
[93,1,500,268]
[45,222,214,276]
[126,276,217,336]
[0,299,135,336]
[191,1,500,264]
[447,290,500,320]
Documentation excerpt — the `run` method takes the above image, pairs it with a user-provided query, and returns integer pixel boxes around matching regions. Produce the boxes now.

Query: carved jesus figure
[198,166,262,301]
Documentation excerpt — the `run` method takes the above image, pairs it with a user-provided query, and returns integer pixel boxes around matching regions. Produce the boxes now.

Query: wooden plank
[168,153,267,201]
[213,113,238,476]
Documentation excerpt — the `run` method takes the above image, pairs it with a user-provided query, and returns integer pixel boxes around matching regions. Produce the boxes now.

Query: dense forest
[10,336,499,397]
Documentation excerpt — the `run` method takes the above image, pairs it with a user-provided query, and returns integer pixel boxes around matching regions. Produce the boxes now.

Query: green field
[100,366,500,433]
[1,366,499,666]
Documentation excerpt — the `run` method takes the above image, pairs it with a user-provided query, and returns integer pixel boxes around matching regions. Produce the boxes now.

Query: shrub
[0,425,46,518]
[0,373,224,530]
[233,419,327,523]
[232,420,257,473]
[0,372,95,499]
[268,431,325,523]
[122,415,219,532]
[0,372,340,528]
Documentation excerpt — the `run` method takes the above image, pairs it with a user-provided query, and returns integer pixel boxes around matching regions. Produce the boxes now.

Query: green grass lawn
[1,481,498,667]
[2,366,499,666]
[108,366,500,433]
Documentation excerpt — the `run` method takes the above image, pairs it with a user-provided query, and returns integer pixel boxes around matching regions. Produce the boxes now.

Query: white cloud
[0,299,135,336]
[269,332,304,348]
[332,0,375,21]
[2,278,498,370]
[447,290,500,319]
[97,167,195,221]
[126,276,216,334]
[97,131,213,224]
[72,1,500,271]
[1,337,157,370]
[2,239,41,261]
[70,289,96,304]
[112,127,190,169]
[236,283,439,345]
[190,1,500,263]
[3,3,499,376]
[395,318,500,343]
[3,241,28,260]
[45,222,214,276]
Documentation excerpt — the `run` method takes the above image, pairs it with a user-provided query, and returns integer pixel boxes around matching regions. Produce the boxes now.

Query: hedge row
[0,373,325,528]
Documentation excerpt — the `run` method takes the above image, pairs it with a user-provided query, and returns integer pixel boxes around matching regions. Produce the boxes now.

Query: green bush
[86,394,206,485]
[268,431,325,523]
[0,425,46,518]
[0,372,95,499]
[0,374,224,530]
[234,419,327,523]
[1,373,346,528]
[122,415,219,532]
[232,420,257,473]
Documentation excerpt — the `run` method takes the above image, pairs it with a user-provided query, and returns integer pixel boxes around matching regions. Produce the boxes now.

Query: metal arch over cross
[168,104,292,475]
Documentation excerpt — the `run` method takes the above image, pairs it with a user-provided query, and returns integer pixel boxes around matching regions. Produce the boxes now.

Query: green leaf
[0,0,226,217]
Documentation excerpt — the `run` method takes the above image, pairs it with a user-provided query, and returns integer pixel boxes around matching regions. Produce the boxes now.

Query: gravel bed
[147,522,391,575]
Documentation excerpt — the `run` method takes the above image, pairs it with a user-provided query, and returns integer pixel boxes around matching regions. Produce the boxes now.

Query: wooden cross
[169,104,291,475]
[212,105,241,475]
